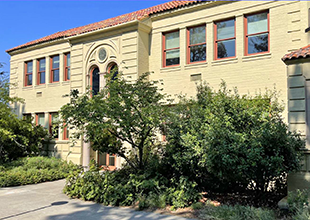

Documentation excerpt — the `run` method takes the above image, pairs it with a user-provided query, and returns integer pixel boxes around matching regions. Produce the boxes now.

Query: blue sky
[0,0,168,76]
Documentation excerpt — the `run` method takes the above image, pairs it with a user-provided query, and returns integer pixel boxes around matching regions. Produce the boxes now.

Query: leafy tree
[61,72,167,171]
[165,81,304,193]
[0,63,48,163]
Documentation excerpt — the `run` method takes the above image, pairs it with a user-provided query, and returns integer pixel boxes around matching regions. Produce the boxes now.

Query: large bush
[64,166,201,209]
[164,82,304,193]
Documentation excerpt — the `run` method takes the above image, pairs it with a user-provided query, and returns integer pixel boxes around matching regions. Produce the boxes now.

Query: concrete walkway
[0,179,193,220]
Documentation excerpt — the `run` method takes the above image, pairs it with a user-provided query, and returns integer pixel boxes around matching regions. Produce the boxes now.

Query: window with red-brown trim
[50,55,59,83]
[107,63,118,80]
[214,18,236,60]
[63,122,69,140]
[244,11,269,56]
[64,53,70,81]
[98,153,116,170]
[49,112,59,139]
[37,58,45,85]
[163,30,180,67]
[187,25,206,64]
[35,113,45,127]
[89,66,100,96]
[24,61,33,86]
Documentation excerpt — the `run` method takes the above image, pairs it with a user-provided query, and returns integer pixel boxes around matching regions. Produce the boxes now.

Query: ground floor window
[98,153,116,170]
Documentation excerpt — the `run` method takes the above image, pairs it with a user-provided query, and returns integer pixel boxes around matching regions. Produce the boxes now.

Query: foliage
[199,202,276,220]
[61,72,168,171]
[0,64,49,163]
[287,189,310,212]
[0,156,81,187]
[164,81,304,193]
[64,168,201,209]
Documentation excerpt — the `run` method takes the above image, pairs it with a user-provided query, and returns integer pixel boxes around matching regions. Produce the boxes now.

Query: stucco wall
[8,1,310,167]
[149,1,309,122]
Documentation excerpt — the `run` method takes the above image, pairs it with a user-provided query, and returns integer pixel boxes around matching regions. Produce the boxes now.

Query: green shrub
[0,156,81,187]
[165,82,304,194]
[64,169,201,209]
[199,203,276,220]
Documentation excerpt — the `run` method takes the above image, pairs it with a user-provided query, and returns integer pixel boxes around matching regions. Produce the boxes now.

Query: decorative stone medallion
[98,47,108,63]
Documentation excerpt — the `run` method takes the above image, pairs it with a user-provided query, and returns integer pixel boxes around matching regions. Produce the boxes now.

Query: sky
[0,0,169,77]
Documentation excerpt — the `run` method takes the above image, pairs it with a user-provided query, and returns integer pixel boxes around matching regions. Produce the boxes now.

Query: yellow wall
[8,1,310,166]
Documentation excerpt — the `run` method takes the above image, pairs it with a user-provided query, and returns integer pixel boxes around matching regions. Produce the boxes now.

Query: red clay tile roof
[6,1,203,53]
[282,44,310,61]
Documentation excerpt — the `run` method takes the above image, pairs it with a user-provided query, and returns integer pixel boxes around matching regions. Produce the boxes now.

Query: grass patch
[0,156,81,187]
[199,202,276,220]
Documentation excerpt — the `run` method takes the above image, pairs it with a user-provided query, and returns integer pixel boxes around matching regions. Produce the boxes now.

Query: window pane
[248,33,268,54]
[52,56,59,69]
[190,26,206,45]
[247,12,268,35]
[53,69,59,82]
[92,68,100,96]
[38,114,45,126]
[40,71,45,84]
[99,153,107,166]
[109,64,118,80]
[166,49,180,66]
[27,74,32,86]
[51,113,59,139]
[165,31,179,49]
[39,59,45,71]
[67,54,70,66]
[217,39,235,59]
[27,61,33,73]
[67,68,70,80]
[109,155,115,166]
[217,19,235,40]
[190,44,206,62]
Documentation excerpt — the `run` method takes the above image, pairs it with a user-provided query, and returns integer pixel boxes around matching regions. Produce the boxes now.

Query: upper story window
[24,61,33,86]
[37,58,45,85]
[108,63,118,80]
[245,11,269,55]
[214,18,236,60]
[64,53,70,81]
[187,25,206,64]
[50,55,59,83]
[90,67,100,96]
[163,30,180,67]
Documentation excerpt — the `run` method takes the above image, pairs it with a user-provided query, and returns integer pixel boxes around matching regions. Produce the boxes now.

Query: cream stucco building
[6,1,310,189]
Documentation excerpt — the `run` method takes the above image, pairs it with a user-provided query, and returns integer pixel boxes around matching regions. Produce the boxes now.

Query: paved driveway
[0,179,193,220]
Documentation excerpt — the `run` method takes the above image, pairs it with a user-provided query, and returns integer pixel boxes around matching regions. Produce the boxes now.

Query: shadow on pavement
[46,202,189,220]
[0,201,69,220]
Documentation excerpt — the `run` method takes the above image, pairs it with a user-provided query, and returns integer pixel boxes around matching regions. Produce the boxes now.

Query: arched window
[107,63,118,80]
[90,66,100,96]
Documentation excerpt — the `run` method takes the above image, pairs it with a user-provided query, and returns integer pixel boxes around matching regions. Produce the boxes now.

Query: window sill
[185,62,208,70]
[211,57,238,66]
[160,66,181,73]
[35,84,46,89]
[62,81,70,86]
[22,86,33,90]
[48,82,60,87]
[49,140,69,144]
[242,52,271,62]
